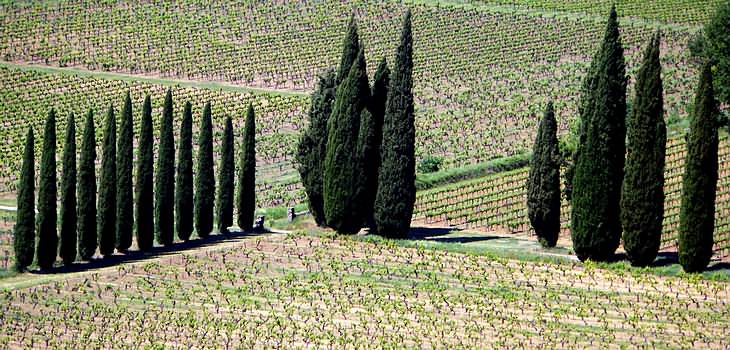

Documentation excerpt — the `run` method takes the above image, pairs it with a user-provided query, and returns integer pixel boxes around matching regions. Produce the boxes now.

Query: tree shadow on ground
[31,229,272,275]
[407,226,504,244]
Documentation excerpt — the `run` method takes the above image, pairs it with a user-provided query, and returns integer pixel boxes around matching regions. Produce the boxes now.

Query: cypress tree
[374,10,416,238]
[336,14,360,85]
[98,105,117,257]
[570,6,627,262]
[323,47,370,234]
[156,89,175,245]
[14,127,35,271]
[679,63,719,273]
[359,58,390,227]
[217,116,235,234]
[237,104,256,231]
[78,109,97,260]
[621,33,666,267]
[176,101,194,241]
[59,113,77,266]
[296,69,336,226]
[527,101,561,248]
[116,92,134,252]
[136,96,154,251]
[195,102,215,238]
[36,109,58,270]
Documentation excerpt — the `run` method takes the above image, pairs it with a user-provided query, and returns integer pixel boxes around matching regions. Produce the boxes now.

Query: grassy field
[0,230,727,348]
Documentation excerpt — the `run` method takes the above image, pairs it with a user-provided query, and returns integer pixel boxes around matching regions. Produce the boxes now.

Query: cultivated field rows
[0,233,727,348]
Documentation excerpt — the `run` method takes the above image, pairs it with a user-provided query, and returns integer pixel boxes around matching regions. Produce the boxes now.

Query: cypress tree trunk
[36,109,58,270]
[136,96,154,251]
[14,127,35,271]
[374,10,416,238]
[571,7,627,262]
[527,101,561,248]
[98,105,117,257]
[621,33,666,267]
[679,63,719,273]
[217,116,235,234]
[176,101,194,241]
[59,113,77,266]
[237,104,256,231]
[116,92,134,252]
[296,69,336,226]
[195,102,215,238]
[336,15,360,85]
[78,109,97,261]
[324,47,370,234]
[156,89,175,245]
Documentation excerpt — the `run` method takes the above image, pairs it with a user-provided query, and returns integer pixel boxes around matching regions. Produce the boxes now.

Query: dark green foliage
[570,7,627,262]
[176,101,194,241]
[358,58,390,227]
[296,69,336,226]
[98,105,117,257]
[621,34,666,267]
[417,156,442,174]
[527,101,561,248]
[237,105,256,231]
[14,127,35,271]
[324,47,370,234]
[679,63,719,273]
[693,2,730,105]
[217,116,235,234]
[136,96,154,251]
[36,109,58,269]
[156,89,175,245]
[59,113,77,266]
[336,14,360,85]
[116,92,134,252]
[78,109,97,260]
[374,10,416,238]
[195,102,215,238]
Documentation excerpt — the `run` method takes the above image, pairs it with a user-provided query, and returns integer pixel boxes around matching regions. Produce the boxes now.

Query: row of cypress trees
[13,91,257,271]
[528,6,720,272]
[297,11,416,238]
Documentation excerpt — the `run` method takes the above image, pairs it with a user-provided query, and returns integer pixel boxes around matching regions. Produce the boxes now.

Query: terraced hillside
[0,233,727,348]
[0,0,703,172]
[413,133,730,258]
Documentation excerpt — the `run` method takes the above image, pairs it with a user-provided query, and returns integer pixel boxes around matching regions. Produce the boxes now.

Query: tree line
[14,90,257,271]
[296,10,416,238]
[527,6,724,273]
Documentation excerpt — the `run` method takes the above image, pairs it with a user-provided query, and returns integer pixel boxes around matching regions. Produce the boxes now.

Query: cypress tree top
[336,14,360,85]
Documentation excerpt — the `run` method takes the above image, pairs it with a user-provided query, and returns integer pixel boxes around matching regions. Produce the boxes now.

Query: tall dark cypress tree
[358,58,390,228]
[296,69,336,226]
[116,92,134,252]
[59,113,77,266]
[324,47,370,234]
[336,14,360,85]
[570,6,627,262]
[98,105,117,257]
[136,96,154,251]
[237,105,256,231]
[527,101,561,248]
[156,89,175,245]
[78,109,97,260]
[176,101,194,241]
[679,63,719,273]
[14,127,35,271]
[374,10,416,238]
[217,116,235,234]
[621,33,666,267]
[195,102,215,238]
[36,109,58,270]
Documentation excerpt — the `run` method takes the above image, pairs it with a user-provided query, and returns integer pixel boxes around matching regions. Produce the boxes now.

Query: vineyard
[0,233,727,348]
[413,132,730,259]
